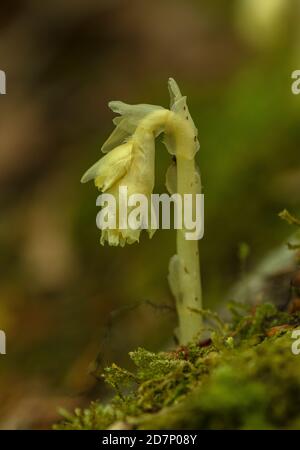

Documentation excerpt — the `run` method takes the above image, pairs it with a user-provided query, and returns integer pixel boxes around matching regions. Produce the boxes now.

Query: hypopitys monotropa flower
[81,103,165,246]
[81,79,203,344]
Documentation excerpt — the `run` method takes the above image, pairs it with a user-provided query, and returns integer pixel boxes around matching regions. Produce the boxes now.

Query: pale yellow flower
[81,103,162,246]
[81,78,200,248]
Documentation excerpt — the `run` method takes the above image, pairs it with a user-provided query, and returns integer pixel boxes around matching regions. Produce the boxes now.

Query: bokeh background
[0,0,299,428]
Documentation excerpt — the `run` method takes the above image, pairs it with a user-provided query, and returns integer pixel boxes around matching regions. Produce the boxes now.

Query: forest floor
[55,301,300,430]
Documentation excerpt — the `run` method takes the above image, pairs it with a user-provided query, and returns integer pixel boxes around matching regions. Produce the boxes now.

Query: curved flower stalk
[81,79,203,344]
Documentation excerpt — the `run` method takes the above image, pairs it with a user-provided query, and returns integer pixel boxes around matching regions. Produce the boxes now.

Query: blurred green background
[0,0,299,428]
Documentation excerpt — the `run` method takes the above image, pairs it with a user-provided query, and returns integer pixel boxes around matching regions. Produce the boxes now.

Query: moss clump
[54,303,300,430]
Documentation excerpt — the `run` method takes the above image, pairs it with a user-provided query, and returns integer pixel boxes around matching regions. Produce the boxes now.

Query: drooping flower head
[81,79,200,246]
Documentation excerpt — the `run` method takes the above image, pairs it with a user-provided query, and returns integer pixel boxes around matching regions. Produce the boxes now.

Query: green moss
[54,303,300,430]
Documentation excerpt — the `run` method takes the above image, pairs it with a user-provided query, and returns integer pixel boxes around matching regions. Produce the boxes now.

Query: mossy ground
[54,303,300,430]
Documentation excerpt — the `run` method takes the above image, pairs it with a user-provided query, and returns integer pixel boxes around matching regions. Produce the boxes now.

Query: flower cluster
[81,79,199,246]
[81,101,165,246]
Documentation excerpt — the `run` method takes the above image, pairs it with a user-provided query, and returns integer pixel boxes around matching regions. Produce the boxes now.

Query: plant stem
[135,109,203,344]
[174,156,202,344]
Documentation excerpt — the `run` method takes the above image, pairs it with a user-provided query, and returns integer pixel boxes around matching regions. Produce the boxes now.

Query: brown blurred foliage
[0,0,299,428]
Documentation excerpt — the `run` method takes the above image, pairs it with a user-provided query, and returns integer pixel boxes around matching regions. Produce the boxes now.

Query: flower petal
[101,119,132,153]
[167,78,200,153]
[168,77,182,109]
[101,102,164,153]
[81,142,133,191]
[109,101,164,118]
